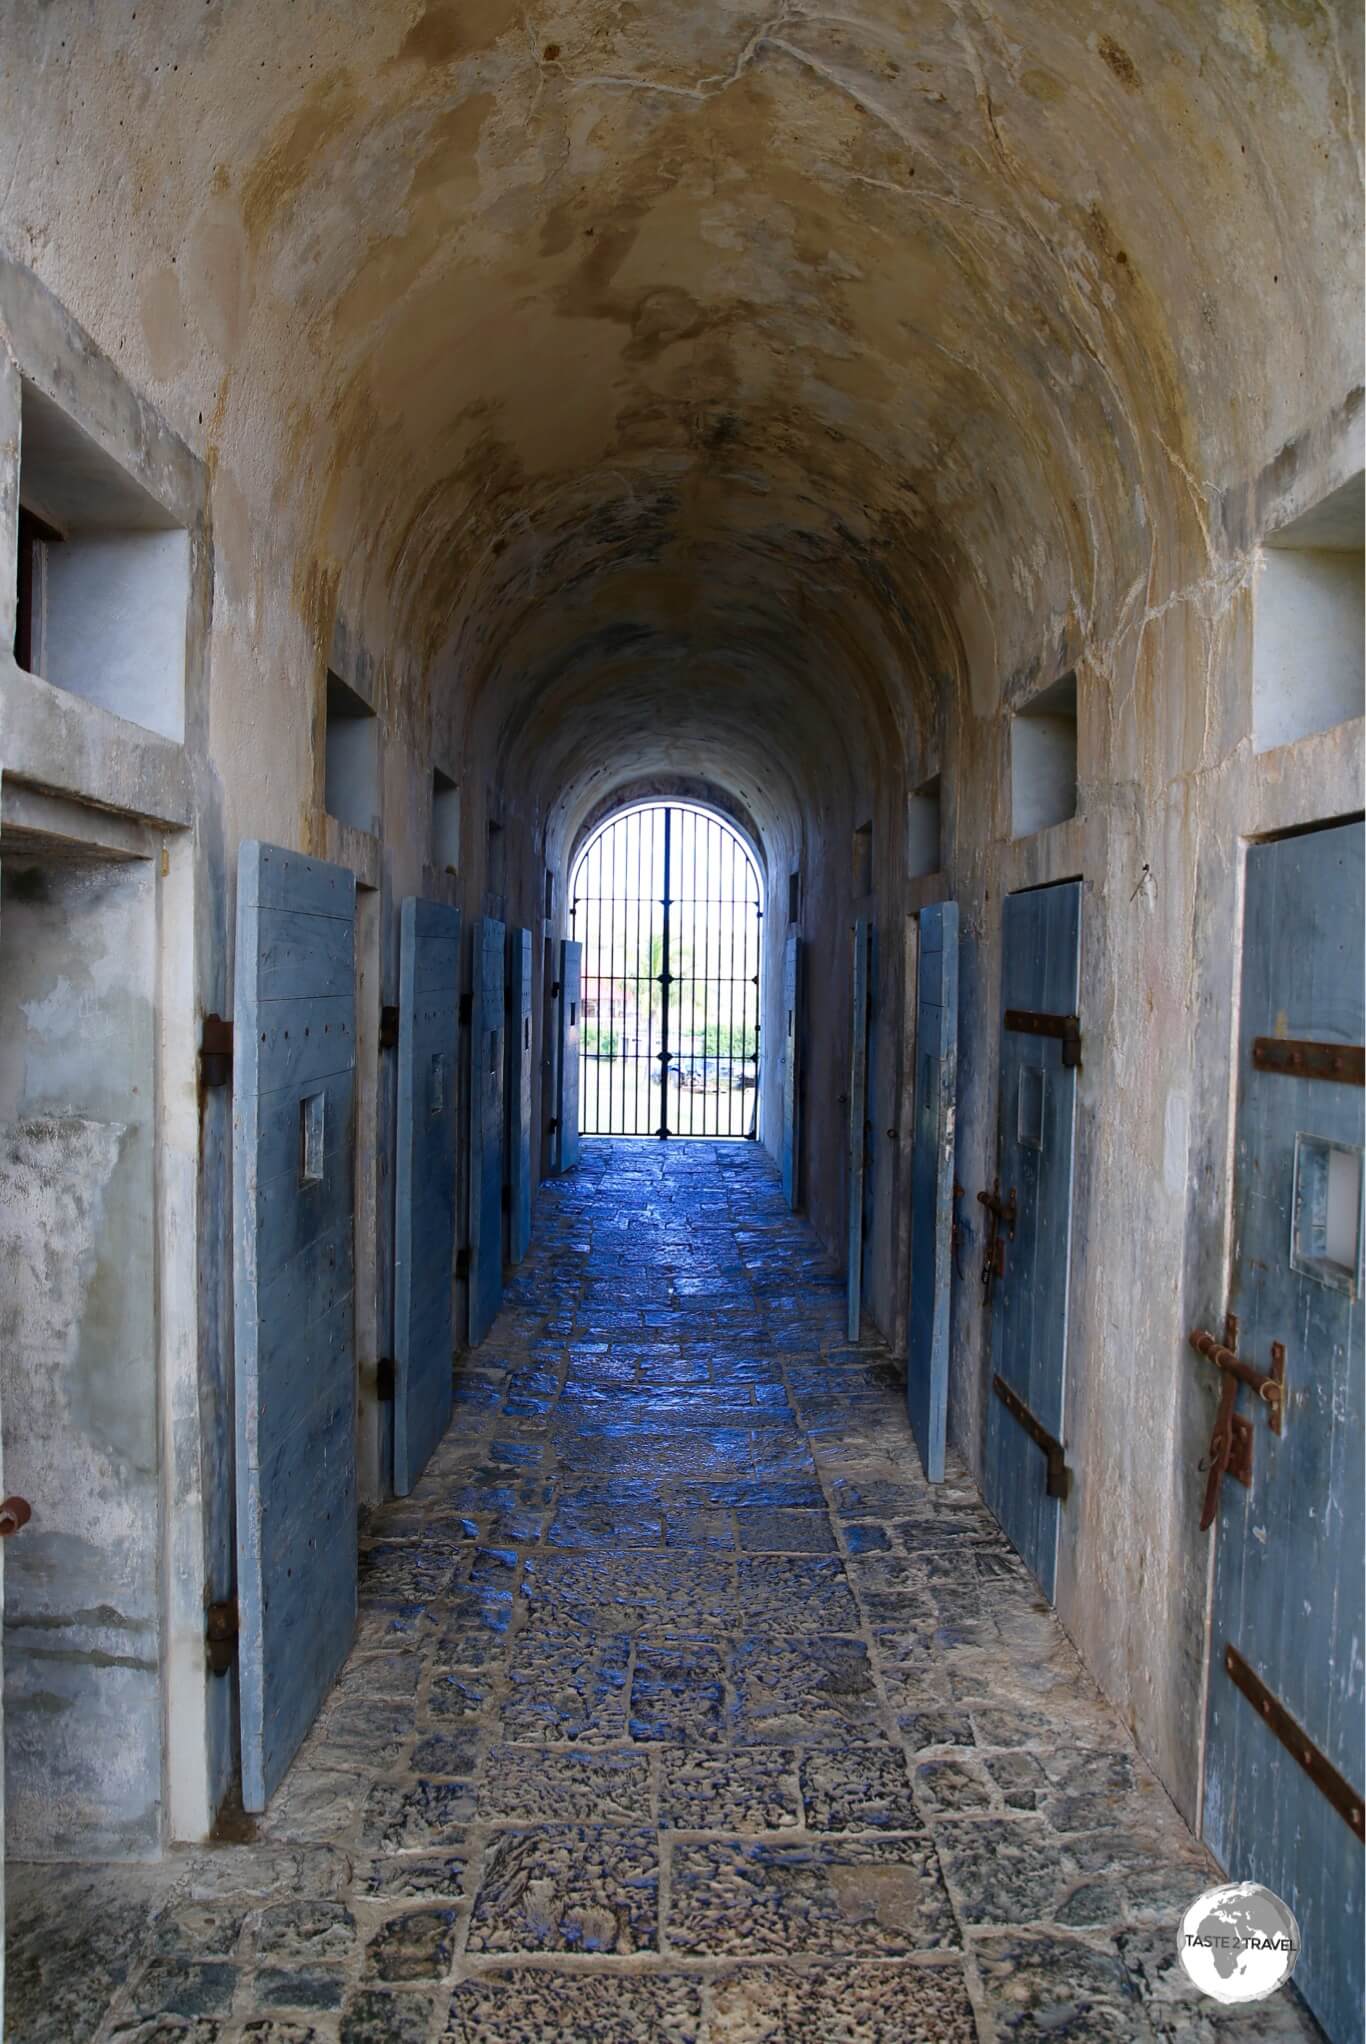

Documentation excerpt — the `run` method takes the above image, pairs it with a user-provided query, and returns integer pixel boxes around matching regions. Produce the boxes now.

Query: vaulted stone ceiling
[5,1,1361,834]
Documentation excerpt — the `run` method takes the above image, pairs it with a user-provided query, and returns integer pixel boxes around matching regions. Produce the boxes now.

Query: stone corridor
[8,1143,1322,2044]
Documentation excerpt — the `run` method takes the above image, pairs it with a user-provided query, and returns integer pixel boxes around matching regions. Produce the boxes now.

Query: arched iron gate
[570,803,762,1138]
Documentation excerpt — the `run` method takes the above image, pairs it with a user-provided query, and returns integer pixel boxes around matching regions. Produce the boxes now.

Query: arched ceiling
[4,0,1361,838]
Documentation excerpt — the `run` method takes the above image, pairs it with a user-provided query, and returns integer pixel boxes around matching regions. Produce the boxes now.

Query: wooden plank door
[846,917,873,1341]
[556,938,582,1172]
[468,916,506,1347]
[506,926,533,1264]
[233,841,357,1811]
[906,900,959,1481]
[983,880,1081,1600]
[781,932,802,1209]
[1203,821,1363,2044]
[393,897,460,1497]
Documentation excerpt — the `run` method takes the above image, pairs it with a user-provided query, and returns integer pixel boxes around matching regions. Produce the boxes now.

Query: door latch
[1190,1313,1286,1530]
[977,1181,1017,1300]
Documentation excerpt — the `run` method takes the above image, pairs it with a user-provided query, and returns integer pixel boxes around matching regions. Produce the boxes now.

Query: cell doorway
[570,802,762,1138]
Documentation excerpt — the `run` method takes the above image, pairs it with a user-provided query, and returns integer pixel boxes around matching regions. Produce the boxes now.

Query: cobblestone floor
[9,1142,1323,2042]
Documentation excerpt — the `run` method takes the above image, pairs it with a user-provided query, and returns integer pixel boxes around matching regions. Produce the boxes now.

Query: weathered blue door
[1202,821,1363,2044]
[393,897,460,1497]
[983,880,1081,1600]
[907,900,959,1481]
[468,916,506,1347]
[846,917,872,1341]
[781,932,802,1209]
[233,841,357,1811]
[555,938,582,1173]
[506,926,533,1264]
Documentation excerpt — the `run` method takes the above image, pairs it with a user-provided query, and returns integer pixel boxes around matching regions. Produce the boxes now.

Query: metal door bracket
[1190,1316,1286,1435]
[379,1004,400,1051]
[1224,1643,1364,1841]
[455,1248,470,1280]
[977,1181,1017,1298]
[206,1598,239,1677]
[1005,1007,1082,1069]
[1252,1036,1364,1086]
[993,1375,1071,1499]
[375,1357,396,1401]
[459,993,473,1027]
[1191,1315,1285,1530]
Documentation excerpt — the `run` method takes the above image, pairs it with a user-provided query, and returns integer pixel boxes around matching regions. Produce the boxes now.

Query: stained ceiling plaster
[3,0,1360,841]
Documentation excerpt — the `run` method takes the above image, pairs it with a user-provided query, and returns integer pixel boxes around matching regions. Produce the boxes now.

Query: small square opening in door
[1291,1133,1363,1295]
[1017,1064,1046,1150]
[299,1091,326,1184]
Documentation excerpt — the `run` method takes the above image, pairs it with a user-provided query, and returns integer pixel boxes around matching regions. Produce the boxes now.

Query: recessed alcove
[1253,473,1365,754]
[1011,674,1078,838]
[432,765,461,872]
[907,775,942,877]
[324,670,380,836]
[14,381,189,742]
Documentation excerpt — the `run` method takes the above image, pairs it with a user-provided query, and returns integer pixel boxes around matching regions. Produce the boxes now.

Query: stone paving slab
[8,1140,1328,2044]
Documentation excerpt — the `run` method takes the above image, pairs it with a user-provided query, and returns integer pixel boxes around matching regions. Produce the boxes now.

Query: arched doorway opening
[569,801,764,1139]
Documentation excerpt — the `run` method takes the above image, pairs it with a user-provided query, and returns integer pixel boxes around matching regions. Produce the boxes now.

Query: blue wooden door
[907,900,959,1481]
[506,926,533,1264]
[846,918,872,1341]
[556,938,582,1173]
[468,916,506,1347]
[233,841,357,1811]
[1203,821,1363,2044]
[393,897,460,1497]
[781,932,802,1209]
[983,881,1081,1600]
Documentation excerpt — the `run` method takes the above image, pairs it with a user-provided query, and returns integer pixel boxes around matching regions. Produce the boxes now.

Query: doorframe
[0,778,212,1844]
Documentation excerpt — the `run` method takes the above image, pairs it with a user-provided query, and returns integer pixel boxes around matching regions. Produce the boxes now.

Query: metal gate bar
[571,802,761,1139]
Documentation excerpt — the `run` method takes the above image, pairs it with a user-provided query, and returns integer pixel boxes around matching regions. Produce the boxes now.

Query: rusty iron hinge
[1252,1036,1364,1086]
[206,1598,239,1677]
[993,1374,1071,1500]
[456,1248,471,1280]
[1224,1642,1364,1841]
[200,1014,234,1089]
[375,1358,396,1402]
[379,1004,400,1052]
[547,1116,559,1133]
[1005,1007,1082,1069]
